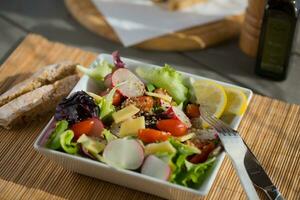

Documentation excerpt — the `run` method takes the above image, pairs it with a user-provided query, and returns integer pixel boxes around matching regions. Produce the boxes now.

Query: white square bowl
[34,54,253,199]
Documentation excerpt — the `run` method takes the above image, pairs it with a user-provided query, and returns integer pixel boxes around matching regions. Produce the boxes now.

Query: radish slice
[103,139,144,170]
[112,68,145,97]
[165,106,192,128]
[141,155,171,181]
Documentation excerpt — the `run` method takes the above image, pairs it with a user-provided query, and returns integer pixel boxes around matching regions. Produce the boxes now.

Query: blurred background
[0,0,299,104]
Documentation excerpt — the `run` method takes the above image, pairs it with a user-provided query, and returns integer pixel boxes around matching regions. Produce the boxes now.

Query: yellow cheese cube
[112,105,140,123]
[144,141,176,155]
[176,132,195,142]
[119,116,145,137]
[145,91,172,102]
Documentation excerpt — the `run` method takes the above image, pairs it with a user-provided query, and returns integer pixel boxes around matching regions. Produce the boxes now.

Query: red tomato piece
[112,91,123,106]
[156,119,187,137]
[100,90,123,106]
[71,118,104,139]
[185,104,200,118]
[138,129,171,143]
[189,142,216,164]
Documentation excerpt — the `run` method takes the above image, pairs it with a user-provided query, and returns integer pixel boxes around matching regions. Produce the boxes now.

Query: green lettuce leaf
[136,65,188,104]
[93,82,127,121]
[47,120,69,150]
[168,138,200,183]
[146,83,156,92]
[103,129,118,143]
[182,157,216,187]
[87,90,116,121]
[98,87,117,120]
[77,60,113,83]
[60,130,79,154]
[167,138,216,187]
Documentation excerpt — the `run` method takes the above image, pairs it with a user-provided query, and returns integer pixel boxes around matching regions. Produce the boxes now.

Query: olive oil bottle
[255,0,299,80]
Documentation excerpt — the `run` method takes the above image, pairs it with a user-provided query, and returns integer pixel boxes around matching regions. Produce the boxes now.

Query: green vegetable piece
[77,134,106,155]
[146,83,156,92]
[103,129,118,143]
[136,65,188,104]
[88,89,116,121]
[98,87,117,120]
[47,120,69,150]
[93,154,106,163]
[97,82,127,120]
[168,138,200,184]
[169,138,200,155]
[60,130,79,154]
[77,60,113,83]
[168,137,216,187]
[154,152,177,172]
[181,157,216,187]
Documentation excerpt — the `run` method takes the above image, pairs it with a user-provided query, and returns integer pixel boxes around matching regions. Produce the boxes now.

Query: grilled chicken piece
[0,61,77,107]
[0,75,79,129]
[122,96,154,112]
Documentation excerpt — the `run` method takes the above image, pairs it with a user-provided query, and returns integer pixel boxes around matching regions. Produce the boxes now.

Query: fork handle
[231,159,260,200]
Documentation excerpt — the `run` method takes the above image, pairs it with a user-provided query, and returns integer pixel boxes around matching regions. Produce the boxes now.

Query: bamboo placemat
[0,34,299,200]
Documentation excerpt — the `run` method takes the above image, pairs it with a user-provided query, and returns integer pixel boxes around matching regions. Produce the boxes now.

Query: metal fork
[201,109,260,200]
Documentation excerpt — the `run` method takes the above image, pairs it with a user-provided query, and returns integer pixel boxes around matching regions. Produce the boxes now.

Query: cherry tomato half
[112,91,123,106]
[71,118,104,139]
[100,90,123,106]
[185,104,200,118]
[156,119,187,137]
[138,129,171,143]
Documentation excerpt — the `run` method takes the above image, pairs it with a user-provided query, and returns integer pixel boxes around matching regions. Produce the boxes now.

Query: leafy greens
[46,120,69,149]
[169,138,216,188]
[77,60,113,84]
[136,65,188,104]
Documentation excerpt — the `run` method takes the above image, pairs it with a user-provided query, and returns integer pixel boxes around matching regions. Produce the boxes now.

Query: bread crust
[0,61,77,107]
[0,74,79,129]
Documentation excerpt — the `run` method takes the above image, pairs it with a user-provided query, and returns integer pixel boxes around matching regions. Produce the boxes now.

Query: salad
[46,51,247,189]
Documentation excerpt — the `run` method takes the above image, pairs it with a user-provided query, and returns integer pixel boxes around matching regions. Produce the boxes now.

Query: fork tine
[200,109,235,135]
[200,113,220,129]
[215,118,234,134]
[201,113,227,134]
[206,111,232,130]
[212,118,233,135]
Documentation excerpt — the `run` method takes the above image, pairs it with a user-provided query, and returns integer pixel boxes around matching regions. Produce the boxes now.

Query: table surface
[0,0,300,105]
[0,34,299,200]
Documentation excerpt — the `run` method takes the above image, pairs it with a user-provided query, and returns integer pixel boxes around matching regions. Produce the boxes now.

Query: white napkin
[91,0,247,46]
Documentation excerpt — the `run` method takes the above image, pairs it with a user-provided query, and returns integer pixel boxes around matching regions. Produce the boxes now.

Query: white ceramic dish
[34,54,253,199]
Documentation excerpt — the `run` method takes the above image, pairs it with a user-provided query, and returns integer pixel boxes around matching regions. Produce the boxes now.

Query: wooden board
[64,0,244,51]
[0,34,300,200]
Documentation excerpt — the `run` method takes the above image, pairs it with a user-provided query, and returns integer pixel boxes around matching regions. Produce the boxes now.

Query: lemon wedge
[192,80,227,119]
[223,87,247,116]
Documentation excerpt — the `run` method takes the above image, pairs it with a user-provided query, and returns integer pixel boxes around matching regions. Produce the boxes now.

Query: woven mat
[0,34,299,200]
